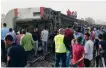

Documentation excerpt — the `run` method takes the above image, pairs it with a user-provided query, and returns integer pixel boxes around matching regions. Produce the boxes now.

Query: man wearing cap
[54,28,70,67]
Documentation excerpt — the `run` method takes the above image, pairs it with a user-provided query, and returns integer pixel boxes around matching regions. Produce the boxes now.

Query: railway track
[2,48,104,67]
[1,53,105,67]
[26,51,54,67]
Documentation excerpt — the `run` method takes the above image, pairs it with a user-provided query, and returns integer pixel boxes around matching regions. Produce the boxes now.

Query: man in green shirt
[20,29,34,61]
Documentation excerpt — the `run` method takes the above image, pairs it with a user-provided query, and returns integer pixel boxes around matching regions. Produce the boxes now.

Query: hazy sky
[1,0,106,22]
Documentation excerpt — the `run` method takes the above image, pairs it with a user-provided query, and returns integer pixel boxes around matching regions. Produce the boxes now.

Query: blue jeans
[66,51,71,67]
[42,41,47,55]
[54,53,66,67]
[34,41,38,55]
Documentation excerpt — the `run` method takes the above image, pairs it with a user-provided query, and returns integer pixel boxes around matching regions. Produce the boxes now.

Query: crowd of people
[54,25,106,67]
[1,23,49,67]
[1,23,106,67]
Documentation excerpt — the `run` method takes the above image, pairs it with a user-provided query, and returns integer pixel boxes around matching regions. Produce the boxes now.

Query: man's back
[99,40,106,58]
[72,44,84,67]
[32,31,40,41]
[1,27,9,40]
[41,30,49,42]
[7,43,27,67]
[16,34,23,45]
[20,32,34,51]
[7,32,16,43]
[64,29,73,40]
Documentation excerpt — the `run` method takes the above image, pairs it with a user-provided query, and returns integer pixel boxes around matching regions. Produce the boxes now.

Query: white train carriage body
[4,7,44,29]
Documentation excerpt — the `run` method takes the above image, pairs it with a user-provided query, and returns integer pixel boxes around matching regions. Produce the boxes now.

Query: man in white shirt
[41,27,49,55]
[84,33,94,67]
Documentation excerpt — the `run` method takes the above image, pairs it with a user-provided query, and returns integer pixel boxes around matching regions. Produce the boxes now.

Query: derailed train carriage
[3,7,92,58]
[4,7,81,33]
[3,7,82,52]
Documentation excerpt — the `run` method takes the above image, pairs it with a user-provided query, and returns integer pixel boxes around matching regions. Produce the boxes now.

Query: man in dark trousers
[64,26,74,67]
[1,23,9,62]
[98,34,106,66]
[32,28,40,56]
[4,35,27,67]
[54,28,70,67]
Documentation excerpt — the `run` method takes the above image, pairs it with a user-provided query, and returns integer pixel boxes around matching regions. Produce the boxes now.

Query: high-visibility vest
[54,34,67,53]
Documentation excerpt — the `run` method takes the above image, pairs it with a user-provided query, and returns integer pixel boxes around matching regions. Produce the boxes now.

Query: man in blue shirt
[74,27,85,45]
[6,28,16,43]
[1,23,9,62]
